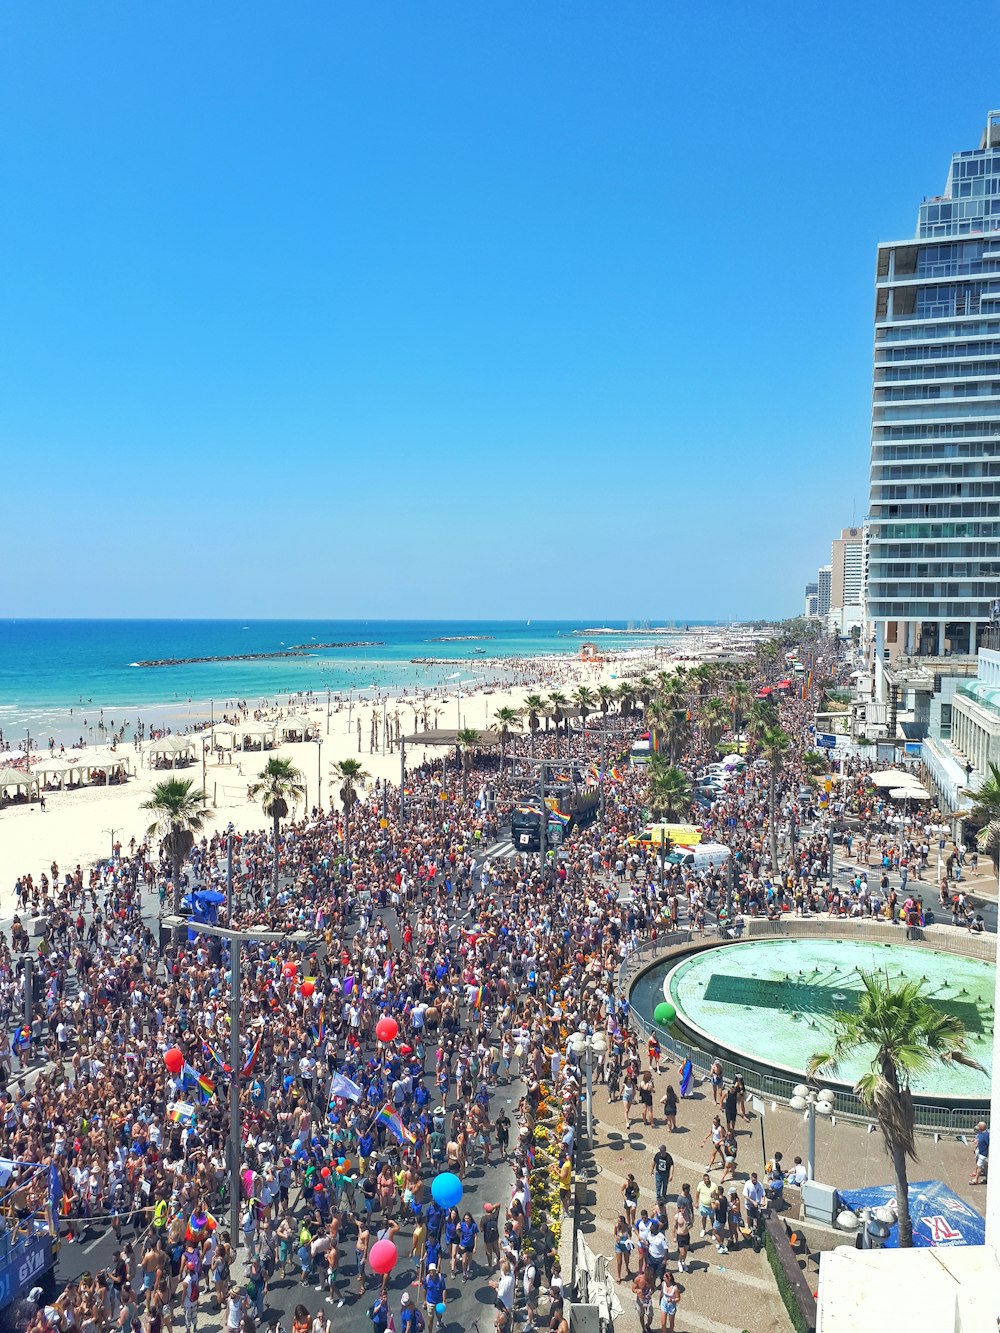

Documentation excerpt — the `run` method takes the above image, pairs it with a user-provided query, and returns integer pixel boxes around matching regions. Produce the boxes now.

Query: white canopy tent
[277,715,315,741]
[0,768,39,801]
[147,735,197,767]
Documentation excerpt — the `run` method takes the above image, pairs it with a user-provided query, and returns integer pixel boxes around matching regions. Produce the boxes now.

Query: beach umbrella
[869,770,913,788]
[890,785,931,801]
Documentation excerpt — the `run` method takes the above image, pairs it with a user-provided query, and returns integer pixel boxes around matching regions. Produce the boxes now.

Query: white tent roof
[279,715,313,732]
[147,735,196,755]
[240,723,275,737]
[0,768,38,788]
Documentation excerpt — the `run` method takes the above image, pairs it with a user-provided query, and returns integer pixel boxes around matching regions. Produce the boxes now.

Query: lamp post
[567,1027,609,1146]
[161,916,316,1249]
[788,1083,835,1181]
[315,737,323,811]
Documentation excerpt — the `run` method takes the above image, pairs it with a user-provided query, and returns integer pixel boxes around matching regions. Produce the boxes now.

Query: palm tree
[699,697,729,752]
[803,749,829,780]
[964,761,1000,868]
[646,756,692,822]
[728,680,751,746]
[809,973,980,1248]
[456,727,480,798]
[759,725,790,873]
[596,684,616,721]
[635,676,655,710]
[616,683,637,717]
[572,685,596,732]
[330,758,368,860]
[666,709,691,764]
[547,691,569,757]
[658,679,687,714]
[746,698,778,747]
[248,756,306,896]
[142,778,212,940]
[494,706,518,774]
[645,700,671,757]
[524,694,545,758]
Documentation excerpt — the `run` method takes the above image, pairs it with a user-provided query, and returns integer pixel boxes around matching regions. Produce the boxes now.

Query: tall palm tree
[456,727,480,798]
[142,778,212,940]
[809,973,980,1248]
[746,698,779,747]
[330,758,368,860]
[659,679,687,713]
[759,725,790,873]
[547,691,569,757]
[699,697,729,752]
[596,684,616,722]
[964,761,1000,869]
[666,709,691,764]
[572,685,596,732]
[635,676,655,710]
[646,756,692,822]
[645,700,671,757]
[248,756,306,896]
[616,683,637,717]
[728,680,752,746]
[524,694,545,758]
[494,706,518,774]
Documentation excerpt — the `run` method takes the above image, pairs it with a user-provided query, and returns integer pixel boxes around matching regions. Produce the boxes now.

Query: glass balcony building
[868,111,1000,659]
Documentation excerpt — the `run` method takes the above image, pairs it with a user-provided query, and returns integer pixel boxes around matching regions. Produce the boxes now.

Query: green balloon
[654,1002,676,1025]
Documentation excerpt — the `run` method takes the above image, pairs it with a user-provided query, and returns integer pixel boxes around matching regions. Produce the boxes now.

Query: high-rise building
[804,581,819,617]
[867,110,1000,662]
[831,527,865,611]
[817,565,832,619]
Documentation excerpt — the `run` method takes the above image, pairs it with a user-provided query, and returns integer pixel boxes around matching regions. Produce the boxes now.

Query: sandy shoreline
[0,649,678,911]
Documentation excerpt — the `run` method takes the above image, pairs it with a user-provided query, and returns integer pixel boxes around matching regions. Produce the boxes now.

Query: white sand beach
[0,649,681,909]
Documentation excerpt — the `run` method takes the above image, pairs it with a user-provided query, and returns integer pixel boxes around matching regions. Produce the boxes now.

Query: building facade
[817,565,832,619]
[804,581,819,617]
[867,111,1000,665]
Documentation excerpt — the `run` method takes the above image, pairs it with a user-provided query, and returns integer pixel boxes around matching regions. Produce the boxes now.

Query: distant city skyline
[2,4,998,618]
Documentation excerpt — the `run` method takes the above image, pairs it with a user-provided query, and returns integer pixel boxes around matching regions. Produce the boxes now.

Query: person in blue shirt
[443,1208,460,1274]
[973,1121,990,1184]
[458,1212,478,1281]
[422,1262,445,1333]
[425,1200,444,1242]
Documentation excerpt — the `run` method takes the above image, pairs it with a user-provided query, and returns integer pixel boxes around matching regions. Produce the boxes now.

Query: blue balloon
[431,1172,463,1209]
[435,1304,446,1316]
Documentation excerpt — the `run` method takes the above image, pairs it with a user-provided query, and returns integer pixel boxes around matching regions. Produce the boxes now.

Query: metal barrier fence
[615,924,991,1134]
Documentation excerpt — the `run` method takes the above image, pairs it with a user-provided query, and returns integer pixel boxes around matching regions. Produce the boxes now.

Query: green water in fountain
[632,937,994,1101]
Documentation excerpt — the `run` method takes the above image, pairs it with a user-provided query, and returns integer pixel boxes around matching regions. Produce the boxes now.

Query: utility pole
[326,686,331,737]
[538,760,547,867]
[226,833,234,922]
[316,739,323,811]
[399,739,406,824]
[160,916,316,1251]
[599,733,608,825]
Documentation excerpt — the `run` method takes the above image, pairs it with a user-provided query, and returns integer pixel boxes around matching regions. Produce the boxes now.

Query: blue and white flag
[330,1072,363,1103]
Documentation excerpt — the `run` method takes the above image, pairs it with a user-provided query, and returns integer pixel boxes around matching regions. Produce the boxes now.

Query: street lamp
[789,1083,835,1181]
[567,1026,609,1146]
[315,736,323,810]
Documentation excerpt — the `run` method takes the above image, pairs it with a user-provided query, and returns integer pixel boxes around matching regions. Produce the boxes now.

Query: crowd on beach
[0,631,984,1333]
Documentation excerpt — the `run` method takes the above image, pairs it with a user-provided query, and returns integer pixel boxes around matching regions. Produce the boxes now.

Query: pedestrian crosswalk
[483,839,519,862]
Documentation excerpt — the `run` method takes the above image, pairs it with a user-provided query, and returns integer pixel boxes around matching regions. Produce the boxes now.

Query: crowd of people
[0,632,979,1333]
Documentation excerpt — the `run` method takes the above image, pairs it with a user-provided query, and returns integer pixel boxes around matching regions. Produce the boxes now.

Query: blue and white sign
[836,1180,985,1248]
[816,733,837,749]
[0,1234,54,1309]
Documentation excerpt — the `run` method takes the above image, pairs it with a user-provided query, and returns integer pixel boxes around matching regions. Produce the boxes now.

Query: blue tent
[837,1179,985,1248]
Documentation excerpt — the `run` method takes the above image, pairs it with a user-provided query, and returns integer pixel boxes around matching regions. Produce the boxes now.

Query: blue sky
[2,2,998,620]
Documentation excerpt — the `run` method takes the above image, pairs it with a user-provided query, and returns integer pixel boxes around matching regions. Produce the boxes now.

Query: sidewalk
[576,1068,986,1333]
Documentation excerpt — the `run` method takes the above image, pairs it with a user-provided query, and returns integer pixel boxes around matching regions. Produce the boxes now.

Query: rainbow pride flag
[375,1102,417,1145]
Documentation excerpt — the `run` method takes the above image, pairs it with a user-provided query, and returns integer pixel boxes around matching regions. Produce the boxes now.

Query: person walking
[658,1270,680,1333]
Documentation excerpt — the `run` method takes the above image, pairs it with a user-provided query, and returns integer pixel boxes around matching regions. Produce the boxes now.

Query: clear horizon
[2,3,996,619]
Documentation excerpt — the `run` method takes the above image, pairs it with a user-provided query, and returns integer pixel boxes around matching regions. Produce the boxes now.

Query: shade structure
[870,769,916,788]
[890,784,931,800]
[0,768,39,794]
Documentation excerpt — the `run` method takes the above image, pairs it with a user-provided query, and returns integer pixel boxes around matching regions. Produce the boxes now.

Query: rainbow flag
[182,1063,215,1101]
[471,985,484,1009]
[375,1102,417,1145]
[240,1033,263,1080]
[202,1041,231,1074]
[167,1102,196,1127]
[311,1009,325,1045]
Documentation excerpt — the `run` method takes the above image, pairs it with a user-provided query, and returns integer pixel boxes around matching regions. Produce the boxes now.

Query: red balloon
[164,1047,184,1076]
[301,980,315,998]
[369,1239,398,1275]
[321,1167,331,1178]
[375,1017,399,1044]
[282,962,298,977]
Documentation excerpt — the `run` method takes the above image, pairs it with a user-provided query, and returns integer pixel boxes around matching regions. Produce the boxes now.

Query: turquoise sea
[0,619,709,746]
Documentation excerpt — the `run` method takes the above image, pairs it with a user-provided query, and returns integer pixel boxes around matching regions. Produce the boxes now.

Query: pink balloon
[369,1239,398,1275]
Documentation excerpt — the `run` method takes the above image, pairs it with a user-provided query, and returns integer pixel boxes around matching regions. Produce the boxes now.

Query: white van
[669,841,732,873]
